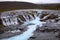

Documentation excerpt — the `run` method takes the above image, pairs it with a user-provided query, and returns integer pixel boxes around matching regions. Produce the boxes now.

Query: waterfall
[1,10,47,40]
[23,15,28,22]
[2,17,46,40]
[29,15,34,20]
[34,13,37,18]
[18,18,24,23]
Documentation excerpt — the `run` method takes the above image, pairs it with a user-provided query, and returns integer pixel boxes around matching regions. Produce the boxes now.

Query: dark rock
[40,30,45,32]
[55,31,60,38]
[0,29,4,34]
[19,28,23,31]
[55,19,59,22]
[29,36,36,39]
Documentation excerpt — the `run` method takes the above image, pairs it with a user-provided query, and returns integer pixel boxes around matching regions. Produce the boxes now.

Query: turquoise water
[2,17,46,40]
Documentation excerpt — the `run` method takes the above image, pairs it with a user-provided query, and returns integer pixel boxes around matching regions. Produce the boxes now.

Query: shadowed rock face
[0,19,4,34]
[0,26,4,34]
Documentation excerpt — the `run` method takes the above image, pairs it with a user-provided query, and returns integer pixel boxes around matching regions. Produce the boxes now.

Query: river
[2,17,46,40]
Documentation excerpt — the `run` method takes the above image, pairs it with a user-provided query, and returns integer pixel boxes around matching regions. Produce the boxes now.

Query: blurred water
[2,17,46,40]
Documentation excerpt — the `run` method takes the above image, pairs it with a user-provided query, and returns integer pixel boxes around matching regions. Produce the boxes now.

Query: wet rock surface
[28,11,60,40]
[29,22,60,40]
[0,9,60,40]
[29,28,60,40]
[0,25,28,39]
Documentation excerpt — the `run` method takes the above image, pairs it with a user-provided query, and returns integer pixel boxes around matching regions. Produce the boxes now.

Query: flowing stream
[2,16,46,40]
